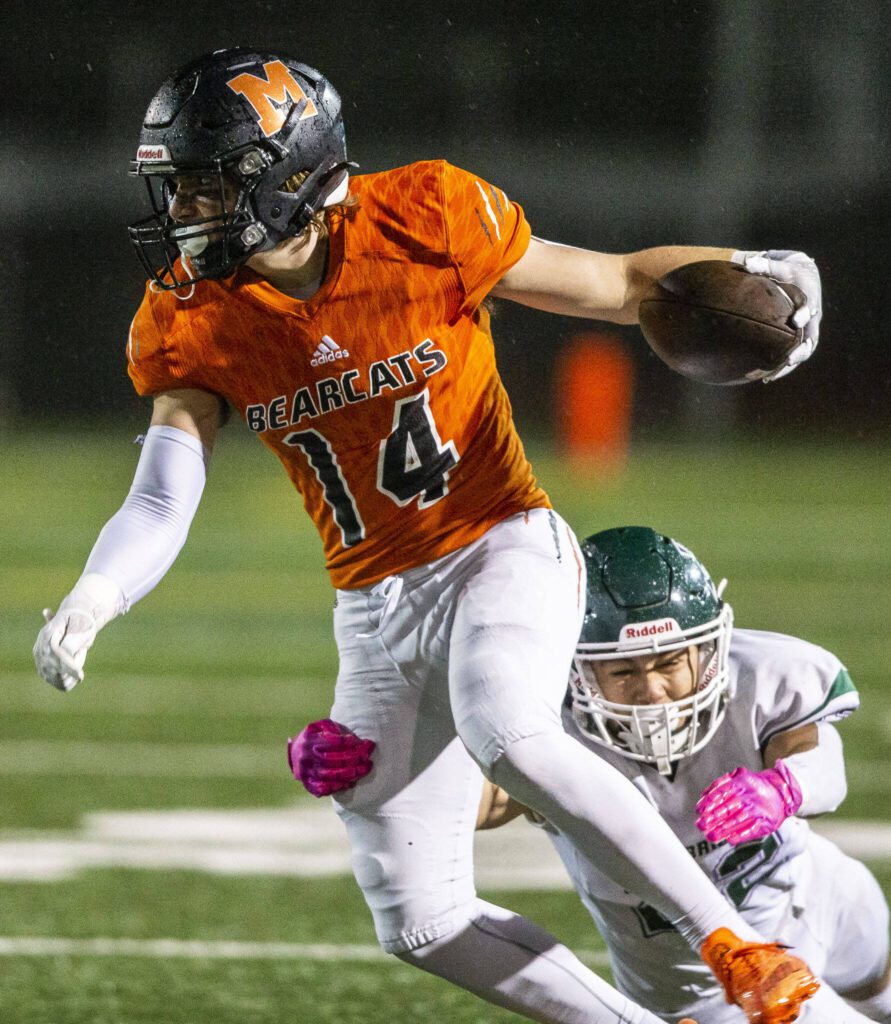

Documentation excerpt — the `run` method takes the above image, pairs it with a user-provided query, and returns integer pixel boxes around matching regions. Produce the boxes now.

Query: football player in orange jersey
[34,49,823,1024]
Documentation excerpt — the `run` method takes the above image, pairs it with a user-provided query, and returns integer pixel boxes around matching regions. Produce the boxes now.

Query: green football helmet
[570,526,733,774]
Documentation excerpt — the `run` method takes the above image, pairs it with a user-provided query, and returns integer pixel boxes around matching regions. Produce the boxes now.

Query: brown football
[638,260,805,385]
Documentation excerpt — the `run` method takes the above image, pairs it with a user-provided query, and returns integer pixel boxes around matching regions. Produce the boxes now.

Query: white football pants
[331,509,587,953]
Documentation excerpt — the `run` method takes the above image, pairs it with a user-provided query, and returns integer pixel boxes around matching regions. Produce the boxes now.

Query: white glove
[33,573,124,692]
[731,249,821,381]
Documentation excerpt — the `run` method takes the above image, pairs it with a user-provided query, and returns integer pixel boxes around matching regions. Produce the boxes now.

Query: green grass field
[2,427,889,1023]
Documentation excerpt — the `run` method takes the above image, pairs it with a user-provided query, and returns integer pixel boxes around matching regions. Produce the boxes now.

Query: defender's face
[592,646,699,706]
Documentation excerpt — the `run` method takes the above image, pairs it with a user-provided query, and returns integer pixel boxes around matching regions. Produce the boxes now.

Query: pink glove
[287,718,375,797]
[696,761,802,846]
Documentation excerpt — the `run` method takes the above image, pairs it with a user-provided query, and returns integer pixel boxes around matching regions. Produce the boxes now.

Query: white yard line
[0,937,384,961]
[0,804,887,886]
[0,806,575,887]
[807,820,891,859]
[0,934,611,967]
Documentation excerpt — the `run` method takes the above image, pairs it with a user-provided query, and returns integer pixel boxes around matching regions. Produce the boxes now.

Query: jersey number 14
[283,389,459,546]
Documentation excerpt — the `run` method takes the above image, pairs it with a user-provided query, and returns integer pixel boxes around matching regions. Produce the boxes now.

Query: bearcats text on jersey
[246,339,447,433]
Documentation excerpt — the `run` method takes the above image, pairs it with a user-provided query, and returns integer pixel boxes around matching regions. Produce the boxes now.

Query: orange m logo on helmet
[226,60,318,137]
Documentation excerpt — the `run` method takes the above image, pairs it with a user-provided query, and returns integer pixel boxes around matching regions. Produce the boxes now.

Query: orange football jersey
[127,160,551,588]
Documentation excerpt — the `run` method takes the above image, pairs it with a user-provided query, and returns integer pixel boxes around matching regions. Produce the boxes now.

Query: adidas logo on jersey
[311,335,350,367]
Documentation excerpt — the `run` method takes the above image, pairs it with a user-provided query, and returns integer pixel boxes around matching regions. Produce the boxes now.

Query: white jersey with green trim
[548,628,860,1020]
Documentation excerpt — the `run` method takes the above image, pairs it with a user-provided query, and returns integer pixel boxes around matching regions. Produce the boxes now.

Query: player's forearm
[698,722,848,843]
[780,722,847,816]
[82,425,208,610]
[34,425,208,692]
[492,238,733,324]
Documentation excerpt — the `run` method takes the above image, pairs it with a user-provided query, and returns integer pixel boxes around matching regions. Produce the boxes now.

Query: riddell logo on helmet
[619,619,682,641]
[136,145,171,162]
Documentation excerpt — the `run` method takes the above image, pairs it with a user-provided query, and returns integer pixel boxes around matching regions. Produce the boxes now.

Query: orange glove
[701,928,819,1024]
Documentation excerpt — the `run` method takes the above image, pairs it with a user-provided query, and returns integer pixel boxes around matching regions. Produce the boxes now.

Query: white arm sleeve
[82,424,208,611]
[783,721,847,816]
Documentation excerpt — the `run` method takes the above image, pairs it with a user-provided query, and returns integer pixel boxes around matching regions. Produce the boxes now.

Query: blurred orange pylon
[554,332,634,476]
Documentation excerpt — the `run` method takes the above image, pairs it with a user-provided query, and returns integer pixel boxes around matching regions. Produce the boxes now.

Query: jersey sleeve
[126,287,202,397]
[747,632,860,747]
[440,162,531,312]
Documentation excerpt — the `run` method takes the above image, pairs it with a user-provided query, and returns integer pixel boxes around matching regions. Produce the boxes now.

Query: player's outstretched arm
[33,389,221,693]
[696,722,848,846]
[491,238,733,324]
[491,240,821,380]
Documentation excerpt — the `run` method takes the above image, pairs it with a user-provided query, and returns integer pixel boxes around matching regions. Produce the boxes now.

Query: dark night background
[2,0,888,442]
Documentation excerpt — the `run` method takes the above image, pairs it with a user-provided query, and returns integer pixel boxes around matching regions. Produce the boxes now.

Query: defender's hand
[696,762,802,846]
[287,718,375,797]
[732,250,821,381]
[33,605,98,692]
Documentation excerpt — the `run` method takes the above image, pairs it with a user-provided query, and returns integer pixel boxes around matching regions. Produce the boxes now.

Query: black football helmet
[128,48,354,289]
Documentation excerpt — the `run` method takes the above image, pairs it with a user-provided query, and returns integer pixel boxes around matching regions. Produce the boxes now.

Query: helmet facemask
[570,601,734,774]
[129,158,261,290]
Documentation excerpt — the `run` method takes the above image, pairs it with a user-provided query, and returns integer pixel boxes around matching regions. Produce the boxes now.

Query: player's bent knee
[375,902,480,958]
[389,902,509,971]
[455,702,568,775]
[484,727,577,785]
[395,939,442,967]
[344,839,478,955]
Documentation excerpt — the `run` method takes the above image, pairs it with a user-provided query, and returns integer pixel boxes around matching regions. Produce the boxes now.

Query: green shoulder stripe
[761,667,859,747]
[825,667,857,703]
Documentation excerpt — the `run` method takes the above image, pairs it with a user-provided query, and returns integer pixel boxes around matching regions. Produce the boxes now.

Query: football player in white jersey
[293,526,890,1024]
